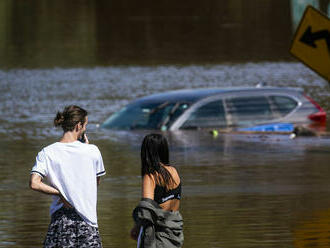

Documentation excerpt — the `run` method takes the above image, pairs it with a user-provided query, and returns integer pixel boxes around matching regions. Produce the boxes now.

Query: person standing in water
[29,105,106,247]
[131,133,184,248]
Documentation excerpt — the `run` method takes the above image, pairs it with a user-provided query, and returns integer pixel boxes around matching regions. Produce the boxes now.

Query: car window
[102,102,189,130]
[269,96,298,116]
[162,103,190,130]
[226,96,273,126]
[181,100,226,129]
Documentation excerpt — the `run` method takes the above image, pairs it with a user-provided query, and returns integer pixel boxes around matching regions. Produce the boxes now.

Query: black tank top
[154,183,181,204]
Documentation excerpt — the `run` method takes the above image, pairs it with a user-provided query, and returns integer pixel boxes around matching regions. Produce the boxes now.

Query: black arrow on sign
[299,26,330,53]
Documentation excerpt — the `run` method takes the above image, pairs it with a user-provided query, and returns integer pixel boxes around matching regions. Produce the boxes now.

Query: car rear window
[269,95,298,116]
[181,100,226,129]
[226,96,273,126]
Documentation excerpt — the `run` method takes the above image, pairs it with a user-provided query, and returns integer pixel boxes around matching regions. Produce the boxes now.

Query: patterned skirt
[43,207,102,248]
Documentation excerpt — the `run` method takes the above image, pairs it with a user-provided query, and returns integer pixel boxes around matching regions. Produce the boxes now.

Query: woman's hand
[130,224,139,240]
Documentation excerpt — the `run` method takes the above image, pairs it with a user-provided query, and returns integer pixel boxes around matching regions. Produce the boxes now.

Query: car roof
[132,87,303,105]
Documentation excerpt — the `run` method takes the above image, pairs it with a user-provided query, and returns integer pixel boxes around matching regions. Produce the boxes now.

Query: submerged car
[101,87,326,131]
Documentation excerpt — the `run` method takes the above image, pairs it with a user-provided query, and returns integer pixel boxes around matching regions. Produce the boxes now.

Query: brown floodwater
[0,64,330,248]
[0,0,295,68]
[2,131,330,247]
[1,1,330,247]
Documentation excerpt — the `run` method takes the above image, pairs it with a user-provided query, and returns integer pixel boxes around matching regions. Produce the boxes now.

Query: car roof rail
[255,82,267,88]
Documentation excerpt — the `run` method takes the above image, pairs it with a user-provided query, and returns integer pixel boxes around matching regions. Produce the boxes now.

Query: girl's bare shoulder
[165,165,181,185]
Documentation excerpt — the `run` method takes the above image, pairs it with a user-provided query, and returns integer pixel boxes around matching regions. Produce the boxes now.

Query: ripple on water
[0,62,329,139]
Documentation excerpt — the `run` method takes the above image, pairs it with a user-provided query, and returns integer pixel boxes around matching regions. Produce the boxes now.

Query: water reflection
[1,0,329,246]
[2,132,330,247]
[1,64,329,137]
[0,64,329,246]
[294,208,330,247]
[0,0,296,68]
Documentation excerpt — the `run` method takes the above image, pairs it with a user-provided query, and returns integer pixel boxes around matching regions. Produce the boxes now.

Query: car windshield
[102,101,190,130]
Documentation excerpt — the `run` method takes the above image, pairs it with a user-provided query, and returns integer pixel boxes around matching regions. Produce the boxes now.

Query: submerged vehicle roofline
[132,86,304,104]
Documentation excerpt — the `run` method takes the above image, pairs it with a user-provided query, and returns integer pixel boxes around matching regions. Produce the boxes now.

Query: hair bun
[53,105,88,132]
[54,112,65,127]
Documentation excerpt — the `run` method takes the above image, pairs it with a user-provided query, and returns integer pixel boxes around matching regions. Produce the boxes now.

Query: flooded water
[0,63,330,248]
[1,0,330,247]
[0,0,307,69]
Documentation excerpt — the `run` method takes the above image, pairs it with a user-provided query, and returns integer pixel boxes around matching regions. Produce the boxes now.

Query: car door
[179,99,227,129]
[225,95,274,127]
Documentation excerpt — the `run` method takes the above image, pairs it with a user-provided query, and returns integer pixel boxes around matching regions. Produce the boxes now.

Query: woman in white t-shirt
[29,105,106,248]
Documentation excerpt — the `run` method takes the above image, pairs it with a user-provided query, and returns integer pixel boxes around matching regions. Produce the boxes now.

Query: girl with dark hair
[29,105,106,247]
[131,133,184,248]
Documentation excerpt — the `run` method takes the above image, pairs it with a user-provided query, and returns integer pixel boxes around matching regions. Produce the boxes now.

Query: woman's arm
[142,174,155,200]
[131,174,156,240]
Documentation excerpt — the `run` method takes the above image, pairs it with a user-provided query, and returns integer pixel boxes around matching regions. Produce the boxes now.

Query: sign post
[290,5,330,82]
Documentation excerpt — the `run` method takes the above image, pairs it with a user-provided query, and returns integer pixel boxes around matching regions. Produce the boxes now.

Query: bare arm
[131,174,156,240]
[29,173,72,208]
[97,176,101,186]
[29,173,60,195]
[142,174,155,200]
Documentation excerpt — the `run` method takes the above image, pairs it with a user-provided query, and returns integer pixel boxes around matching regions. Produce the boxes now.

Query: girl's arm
[131,174,156,240]
[142,174,155,200]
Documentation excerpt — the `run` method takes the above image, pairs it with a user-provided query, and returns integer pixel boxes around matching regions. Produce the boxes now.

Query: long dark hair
[141,133,174,190]
[54,105,88,132]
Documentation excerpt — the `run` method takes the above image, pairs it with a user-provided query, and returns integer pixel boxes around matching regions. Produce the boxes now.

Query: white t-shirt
[31,141,106,227]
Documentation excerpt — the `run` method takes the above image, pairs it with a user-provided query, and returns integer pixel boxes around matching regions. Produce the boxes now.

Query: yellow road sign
[290,6,330,82]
